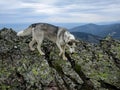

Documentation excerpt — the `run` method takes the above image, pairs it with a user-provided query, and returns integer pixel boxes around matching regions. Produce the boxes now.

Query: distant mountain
[0,23,85,32]
[70,23,120,39]
[71,32,102,43]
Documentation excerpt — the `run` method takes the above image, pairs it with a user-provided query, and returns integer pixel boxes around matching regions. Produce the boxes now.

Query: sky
[0,0,120,24]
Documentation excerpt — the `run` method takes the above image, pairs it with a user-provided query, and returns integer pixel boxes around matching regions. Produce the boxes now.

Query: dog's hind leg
[29,28,36,51]
[37,43,45,55]
[29,39,36,51]
[36,35,45,55]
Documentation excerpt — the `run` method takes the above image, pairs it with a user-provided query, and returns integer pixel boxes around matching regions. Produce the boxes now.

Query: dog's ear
[68,39,79,46]
[71,39,79,43]
[68,41,73,46]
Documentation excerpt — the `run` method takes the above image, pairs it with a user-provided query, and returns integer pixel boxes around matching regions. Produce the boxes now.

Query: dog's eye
[68,41,73,46]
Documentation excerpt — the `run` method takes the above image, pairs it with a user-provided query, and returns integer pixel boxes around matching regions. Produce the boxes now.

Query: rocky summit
[0,28,120,90]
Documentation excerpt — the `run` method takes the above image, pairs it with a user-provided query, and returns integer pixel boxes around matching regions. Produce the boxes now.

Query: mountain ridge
[70,23,120,39]
[0,27,102,43]
[71,32,102,43]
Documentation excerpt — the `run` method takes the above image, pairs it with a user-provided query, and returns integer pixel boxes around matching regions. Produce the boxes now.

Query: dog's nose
[71,52,74,55]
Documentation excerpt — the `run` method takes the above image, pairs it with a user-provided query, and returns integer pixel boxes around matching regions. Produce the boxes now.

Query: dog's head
[64,32,79,53]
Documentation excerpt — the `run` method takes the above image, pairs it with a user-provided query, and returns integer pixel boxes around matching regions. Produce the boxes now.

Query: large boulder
[0,28,120,90]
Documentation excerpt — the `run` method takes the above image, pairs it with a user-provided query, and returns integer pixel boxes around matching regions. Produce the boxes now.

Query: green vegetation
[0,28,120,90]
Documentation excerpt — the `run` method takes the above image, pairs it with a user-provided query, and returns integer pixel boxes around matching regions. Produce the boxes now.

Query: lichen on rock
[0,28,120,90]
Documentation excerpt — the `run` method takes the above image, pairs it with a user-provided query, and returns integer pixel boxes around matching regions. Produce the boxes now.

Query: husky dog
[17,23,78,60]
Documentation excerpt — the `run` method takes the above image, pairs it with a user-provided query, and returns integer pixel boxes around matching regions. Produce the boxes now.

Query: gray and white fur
[17,23,78,60]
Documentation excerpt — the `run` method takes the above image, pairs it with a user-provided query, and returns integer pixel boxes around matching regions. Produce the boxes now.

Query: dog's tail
[17,28,33,36]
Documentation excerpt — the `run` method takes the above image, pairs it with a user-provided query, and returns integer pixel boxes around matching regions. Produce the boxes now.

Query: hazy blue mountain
[0,23,30,32]
[71,32,102,43]
[0,23,85,32]
[70,23,120,39]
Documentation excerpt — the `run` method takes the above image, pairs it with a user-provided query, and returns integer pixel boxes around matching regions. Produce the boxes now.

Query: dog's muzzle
[69,48,75,54]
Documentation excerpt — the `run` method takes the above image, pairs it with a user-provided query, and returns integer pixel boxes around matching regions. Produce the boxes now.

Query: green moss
[55,59,66,65]
[32,68,39,75]
[98,72,108,80]
[74,63,81,72]
[98,53,103,58]
[0,85,10,90]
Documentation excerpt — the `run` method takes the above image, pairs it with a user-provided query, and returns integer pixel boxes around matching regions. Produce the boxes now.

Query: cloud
[0,0,120,23]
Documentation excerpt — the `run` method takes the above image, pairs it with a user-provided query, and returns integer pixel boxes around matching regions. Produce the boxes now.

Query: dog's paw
[40,52,45,56]
[63,56,68,60]
[30,48,35,51]
[59,52,62,56]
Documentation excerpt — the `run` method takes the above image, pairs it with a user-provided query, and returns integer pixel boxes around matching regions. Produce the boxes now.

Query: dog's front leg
[62,45,67,60]
[56,43,63,56]
[56,43,68,60]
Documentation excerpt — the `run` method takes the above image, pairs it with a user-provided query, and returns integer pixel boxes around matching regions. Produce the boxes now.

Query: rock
[0,28,120,90]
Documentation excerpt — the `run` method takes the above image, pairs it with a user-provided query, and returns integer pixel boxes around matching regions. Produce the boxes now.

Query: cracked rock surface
[0,28,120,90]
